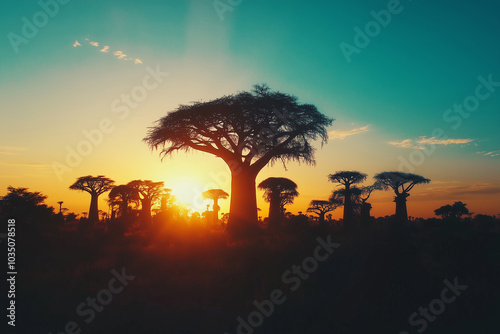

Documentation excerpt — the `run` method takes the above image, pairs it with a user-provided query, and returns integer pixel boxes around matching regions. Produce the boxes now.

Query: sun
[167,177,211,213]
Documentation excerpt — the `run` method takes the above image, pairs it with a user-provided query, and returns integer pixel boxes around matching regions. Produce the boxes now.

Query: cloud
[114,50,127,59]
[0,146,27,155]
[328,125,370,140]
[388,139,424,150]
[477,150,500,157]
[73,38,144,64]
[412,183,500,200]
[417,137,474,145]
[389,136,474,150]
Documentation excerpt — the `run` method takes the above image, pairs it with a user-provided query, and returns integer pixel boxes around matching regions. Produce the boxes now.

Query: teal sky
[1,0,499,217]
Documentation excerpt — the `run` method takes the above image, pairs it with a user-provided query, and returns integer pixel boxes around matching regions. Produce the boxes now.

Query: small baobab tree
[202,189,229,222]
[57,201,64,214]
[258,177,299,230]
[328,171,367,230]
[127,180,165,226]
[307,199,342,224]
[69,175,115,224]
[374,172,430,222]
[144,84,332,235]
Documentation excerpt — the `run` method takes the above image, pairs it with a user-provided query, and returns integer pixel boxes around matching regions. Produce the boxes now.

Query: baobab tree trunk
[213,198,220,222]
[267,193,281,231]
[343,185,353,231]
[88,193,99,224]
[227,168,258,236]
[319,212,326,224]
[394,194,409,223]
[360,202,372,226]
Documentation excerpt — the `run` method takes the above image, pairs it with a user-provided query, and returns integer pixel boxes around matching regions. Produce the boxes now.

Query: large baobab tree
[202,189,229,222]
[144,84,332,235]
[328,171,367,230]
[108,185,140,218]
[307,199,342,224]
[374,172,430,222]
[258,177,299,230]
[127,180,165,225]
[69,175,114,224]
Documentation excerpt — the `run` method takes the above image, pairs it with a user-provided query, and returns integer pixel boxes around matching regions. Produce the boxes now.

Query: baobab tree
[127,180,165,225]
[108,185,140,218]
[307,199,342,224]
[258,177,299,230]
[328,171,367,230]
[144,84,332,235]
[375,172,430,222]
[201,189,229,222]
[357,181,385,224]
[69,175,115,224]
[57,201,64,214]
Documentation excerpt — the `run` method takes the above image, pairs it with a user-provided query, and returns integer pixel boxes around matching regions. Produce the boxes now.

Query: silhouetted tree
[57,201,64,214]
[358,181,385,224]
[128,180,165,226]
[108,185,140,218]
[307,199,342,224]
[258,177,299,230]
[202,189,229,222]
[144,84,332,235]
[0,186,54,220]
[328,171,367,230]
[375,172,430,222]
[69,175,114,224]
[435,201,469,221]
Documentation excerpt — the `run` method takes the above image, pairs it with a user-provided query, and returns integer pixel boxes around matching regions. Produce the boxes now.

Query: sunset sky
[1,0,499,219]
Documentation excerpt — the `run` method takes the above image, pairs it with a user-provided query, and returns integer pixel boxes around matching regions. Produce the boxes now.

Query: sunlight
[167,177,211,213]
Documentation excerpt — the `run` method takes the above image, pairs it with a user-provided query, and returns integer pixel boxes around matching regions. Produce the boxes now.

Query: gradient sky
[1,0,499,219]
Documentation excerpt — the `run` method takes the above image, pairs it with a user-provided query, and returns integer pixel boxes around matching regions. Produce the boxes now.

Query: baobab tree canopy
[69,175,114,224]
[375,171,430,222]
[144,84,332,235]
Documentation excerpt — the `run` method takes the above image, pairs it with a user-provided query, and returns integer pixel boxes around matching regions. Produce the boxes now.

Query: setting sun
[167,177,212,213]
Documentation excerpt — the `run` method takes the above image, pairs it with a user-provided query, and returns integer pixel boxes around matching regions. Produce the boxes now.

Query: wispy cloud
[389,136,474,149]
[0,146,27,155]
[72,37,143,65]
[328,125,370,140]
[477,150,500,157]
[412,183,500,200]
[114,50,127,59]
[388,139,424,150]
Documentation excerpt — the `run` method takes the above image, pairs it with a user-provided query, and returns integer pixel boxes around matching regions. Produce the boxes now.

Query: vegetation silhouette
[375,172,430,222]
[69,175,115,225]
[307,199,342,224]
[127,180,165,226]
[201,188,229,223]
[258,177,299,230]
[435,201,470,221]
[144,84,332,236]
[108,184,140,218]
[328,171,367,230]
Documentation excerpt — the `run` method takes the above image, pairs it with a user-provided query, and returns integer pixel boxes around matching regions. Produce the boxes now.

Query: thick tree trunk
[226,168,258,236]
[267,193,281,230]
[213,198,220,221]
[88,193,99,224]
[394,193,409,223]
[360,202,372,226]
[319,212,326,224]
[343,185,352,231]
